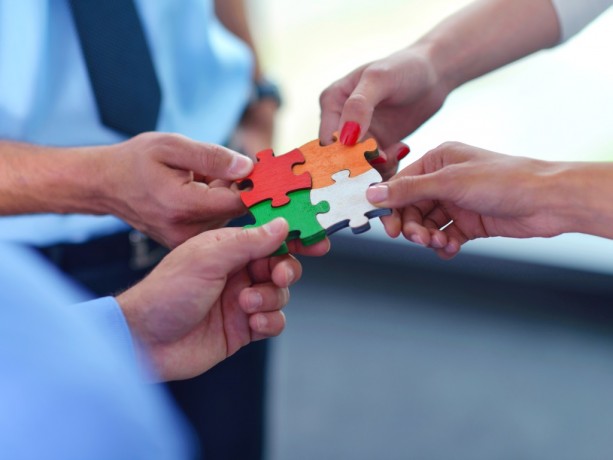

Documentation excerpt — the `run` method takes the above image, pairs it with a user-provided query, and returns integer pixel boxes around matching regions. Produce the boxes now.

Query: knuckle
[157,133,187,151]
[362,64,388,85]
[199,143,232,173]
[318,86,336,107]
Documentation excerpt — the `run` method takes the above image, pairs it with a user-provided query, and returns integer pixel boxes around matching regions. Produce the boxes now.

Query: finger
[401,220,434,247]
[421,207,452,231]
[385,142,411,164]
[239,284,290,314]
[338,69,395,145]
[180,185,246,223]
[247,255,303,287]
[366,172,448,208]
[319,84,345,145]
[319,66,368,145]
[194,218,290,278]
[161,138,254,180]
[177,182,247,222]
[380,209,402,238]
[250,311,286,340]
[286,237,330,256]
[369,150,398,181]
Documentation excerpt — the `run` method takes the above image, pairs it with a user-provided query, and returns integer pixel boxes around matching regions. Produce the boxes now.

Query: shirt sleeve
[550,0,612,42]
[0,243,195,459]
[72,296,137,365]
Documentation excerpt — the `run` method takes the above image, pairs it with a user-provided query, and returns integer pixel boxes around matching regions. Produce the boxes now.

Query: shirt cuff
[550,0,612,42]
[72,297,137,365]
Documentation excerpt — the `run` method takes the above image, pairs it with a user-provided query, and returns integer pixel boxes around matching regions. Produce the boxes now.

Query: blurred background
[246,1,613,459]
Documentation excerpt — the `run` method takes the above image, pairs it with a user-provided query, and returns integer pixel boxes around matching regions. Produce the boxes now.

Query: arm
[0,243,193,459]
[319,0,561,178]
[366,142,613,258]
[0,133,254,248]
[214,0,280,159]
[214,0,263,80]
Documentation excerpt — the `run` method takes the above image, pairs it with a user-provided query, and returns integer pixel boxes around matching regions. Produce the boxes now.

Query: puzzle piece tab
[293,135,379,189]
[246,189,330,255]
[310,169,392,235]
[238,148,312,208]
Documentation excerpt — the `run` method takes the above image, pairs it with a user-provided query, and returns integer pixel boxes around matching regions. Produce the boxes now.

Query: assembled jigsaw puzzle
[237,134,391,254]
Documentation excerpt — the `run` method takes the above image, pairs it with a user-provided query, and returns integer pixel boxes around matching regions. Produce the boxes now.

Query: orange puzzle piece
[293,134,379,189]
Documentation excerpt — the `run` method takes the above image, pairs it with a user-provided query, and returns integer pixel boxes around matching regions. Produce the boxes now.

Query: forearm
[416,0,561,91]
[214,0,262,79]
[547,162,613,239]
[0,141,108,215]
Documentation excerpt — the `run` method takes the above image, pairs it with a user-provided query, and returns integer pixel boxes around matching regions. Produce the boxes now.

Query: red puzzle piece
[238,148,312,208]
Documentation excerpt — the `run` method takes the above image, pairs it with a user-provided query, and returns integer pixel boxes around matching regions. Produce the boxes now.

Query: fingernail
[230,155,253,177]
[411,234,425,245]
[370,157,387,165]
[257,314,268,330]
[396,145,411,161]
[286,268,295,285]
[366,185,388,203]
[246,291,263,311]
[263,218,287,235]
[340,121,360,145]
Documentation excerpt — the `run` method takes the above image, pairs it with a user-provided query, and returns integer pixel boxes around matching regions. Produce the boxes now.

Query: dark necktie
[68,0,162,136]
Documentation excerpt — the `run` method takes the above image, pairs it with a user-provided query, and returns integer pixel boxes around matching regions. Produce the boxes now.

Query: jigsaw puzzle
[238,135,391,254]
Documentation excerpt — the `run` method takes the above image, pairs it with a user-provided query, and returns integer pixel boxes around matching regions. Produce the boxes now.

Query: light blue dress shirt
[0,242,195,459]
[0,0,253,246]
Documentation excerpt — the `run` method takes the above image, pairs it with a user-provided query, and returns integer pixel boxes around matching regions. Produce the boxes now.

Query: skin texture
[116,218,330,382]
[0,133,254,248]
[367,142,613,259]
[319,0,561,179]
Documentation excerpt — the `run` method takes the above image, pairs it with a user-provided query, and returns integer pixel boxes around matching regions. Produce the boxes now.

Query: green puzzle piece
[246,189,330,255]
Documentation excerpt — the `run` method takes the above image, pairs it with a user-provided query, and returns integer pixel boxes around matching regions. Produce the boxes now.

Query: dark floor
[266,234,613,460]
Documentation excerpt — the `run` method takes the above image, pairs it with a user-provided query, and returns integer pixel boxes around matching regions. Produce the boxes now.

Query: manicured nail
[396,145,411,161]
[263,218,287,235]
[246,291,263,311]
[370,157,387,165]
[230,155,253,177]
[366,185,388,203]
[340,121,360,145]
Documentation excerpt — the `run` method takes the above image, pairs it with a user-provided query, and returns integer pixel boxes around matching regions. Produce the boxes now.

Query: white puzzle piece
[310,168,391,235]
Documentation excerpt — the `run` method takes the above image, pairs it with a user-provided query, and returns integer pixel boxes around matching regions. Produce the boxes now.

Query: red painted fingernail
[370,157,387,165]
[396,145,410,161]
[340,121,360,145]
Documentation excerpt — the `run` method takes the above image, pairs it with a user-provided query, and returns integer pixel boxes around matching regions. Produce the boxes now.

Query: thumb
[366,172,448,208]
[197,219,290,277]
[162,140,254,180]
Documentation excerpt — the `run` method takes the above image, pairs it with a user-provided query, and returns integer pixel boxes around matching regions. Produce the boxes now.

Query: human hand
[366,142,567,259]
[319,45,449,179]
[116,218,328,381]
[98,132,254,248]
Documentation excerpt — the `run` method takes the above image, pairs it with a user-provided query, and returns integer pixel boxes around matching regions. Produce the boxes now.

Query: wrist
[249,77,282,109]
[548,162,613,237]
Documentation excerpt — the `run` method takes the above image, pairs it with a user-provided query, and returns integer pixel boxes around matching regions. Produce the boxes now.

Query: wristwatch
[251,77,282,107]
